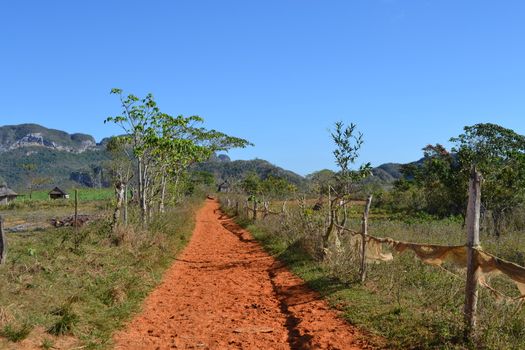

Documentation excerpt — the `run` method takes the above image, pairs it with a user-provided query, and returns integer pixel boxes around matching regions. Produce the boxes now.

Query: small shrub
[0,323,32,342]
[47,305,78,336]
[41,338,54,349]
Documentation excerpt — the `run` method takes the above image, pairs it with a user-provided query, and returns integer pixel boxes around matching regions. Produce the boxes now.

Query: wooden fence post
[0,215,6,264]
[235,201,239,216]
[253,200,258,220]
[360,195,373,283]
[74,189,79,229]
[464,168,482,340]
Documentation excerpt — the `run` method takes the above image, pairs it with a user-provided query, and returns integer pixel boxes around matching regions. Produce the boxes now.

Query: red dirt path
[113,199,372,350]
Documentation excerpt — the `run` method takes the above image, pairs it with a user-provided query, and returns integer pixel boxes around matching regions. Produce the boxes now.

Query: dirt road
[114,199,370,349]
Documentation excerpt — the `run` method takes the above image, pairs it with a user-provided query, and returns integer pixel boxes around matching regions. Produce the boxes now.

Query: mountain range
[0,123,404,193]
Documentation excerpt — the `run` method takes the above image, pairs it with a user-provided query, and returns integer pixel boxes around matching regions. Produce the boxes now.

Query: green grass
[14,188,114,202]
[223,199,525,350]
[0,196,202,349]
[0,323,33,342]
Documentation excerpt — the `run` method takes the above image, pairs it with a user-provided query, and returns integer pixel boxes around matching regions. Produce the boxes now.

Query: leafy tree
[306,169,337,195]
[323,122,371,253]
[241,172,262,199]
[398,144,466,218]
[105,89,161,222]
[393,123,525,236]
[106,88,251,224]
[105,136,134,230]
[260,176,296,199]
[451,123,525,236]
[331,122,372,193]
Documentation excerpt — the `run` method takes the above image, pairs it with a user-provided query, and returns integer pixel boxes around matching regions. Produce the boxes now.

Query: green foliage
[0,148,110,191]
[241,172,296,200]
[47,304,78,336]
[388,123,525,236]
[331,121,372,188]
[260,176,297,198]
[306,169,337,195]
[106,88,251,220]
[396,144,466,218]
[184,171,216,196]
[241,172,262,196]
[324,121,374,207]
[0,323,32,342]
[452,123,525,235]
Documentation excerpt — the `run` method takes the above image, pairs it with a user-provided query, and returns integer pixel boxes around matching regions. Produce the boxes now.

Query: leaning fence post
[360,195,373,283]
[0,215,6,264]
[464,168,482,340]
[235,201,239,216]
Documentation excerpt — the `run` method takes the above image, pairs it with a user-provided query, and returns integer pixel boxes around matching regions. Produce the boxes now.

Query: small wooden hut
[0,185,18,205]
[49,187,69,200]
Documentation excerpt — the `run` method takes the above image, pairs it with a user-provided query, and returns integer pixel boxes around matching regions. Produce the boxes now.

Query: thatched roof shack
[49,187,69,200]
[0,185,18,205]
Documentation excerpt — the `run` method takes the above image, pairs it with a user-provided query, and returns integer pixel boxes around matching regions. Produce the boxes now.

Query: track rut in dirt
[113,199,372,350]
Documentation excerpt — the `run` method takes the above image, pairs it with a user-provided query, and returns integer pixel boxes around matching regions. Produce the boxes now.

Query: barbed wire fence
[219,169,525,340]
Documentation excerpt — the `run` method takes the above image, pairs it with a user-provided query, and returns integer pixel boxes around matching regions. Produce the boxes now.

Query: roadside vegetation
[0,89,251,348]
[223,203,525,349]
[220,122,525,350]
[0,195,201,349]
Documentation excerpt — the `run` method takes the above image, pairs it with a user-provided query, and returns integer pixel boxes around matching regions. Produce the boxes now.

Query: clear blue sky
[1,1,524,175]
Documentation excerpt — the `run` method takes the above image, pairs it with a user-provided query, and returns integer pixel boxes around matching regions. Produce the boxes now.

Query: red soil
[113,199,372,350]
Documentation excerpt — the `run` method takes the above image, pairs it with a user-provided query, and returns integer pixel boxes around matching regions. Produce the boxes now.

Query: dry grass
[221,195,525,350]
[0,195,202,349]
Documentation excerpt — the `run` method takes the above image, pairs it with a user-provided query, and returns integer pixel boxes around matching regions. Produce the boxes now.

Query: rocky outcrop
[0,124,98,153]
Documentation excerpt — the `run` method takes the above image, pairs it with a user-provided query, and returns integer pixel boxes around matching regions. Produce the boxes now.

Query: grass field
[222,197,525,350]
[0,193,201,349]
[14,188,114,202]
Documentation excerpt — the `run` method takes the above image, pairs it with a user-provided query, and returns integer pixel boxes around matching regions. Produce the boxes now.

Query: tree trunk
[138,157,146,223]
[112,181,125,232]
[141,163,149,224]
[492,210,503,238]
[123,183,128,226]
[159,173,167,214]
[322,200,337,254]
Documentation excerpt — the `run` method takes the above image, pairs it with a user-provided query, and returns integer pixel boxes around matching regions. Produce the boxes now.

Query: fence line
[221,169,525,338]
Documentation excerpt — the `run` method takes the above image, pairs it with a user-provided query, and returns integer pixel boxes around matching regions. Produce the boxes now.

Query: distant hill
[194,155,309,190]
[0,123,407,193]
[0,124,109,191]
[0,123,100,153]
[196,155,405,191]
[371,163,403,182]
